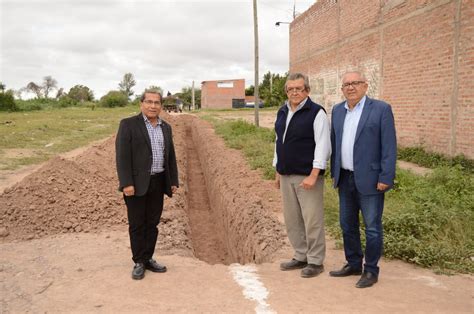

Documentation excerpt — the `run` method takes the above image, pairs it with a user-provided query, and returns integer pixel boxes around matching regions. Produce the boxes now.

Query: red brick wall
[290,0,473,158]
[201,79,245,109]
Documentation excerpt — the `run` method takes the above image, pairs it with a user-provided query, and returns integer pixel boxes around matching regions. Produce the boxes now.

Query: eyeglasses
[143,100,161,106]
[286,87,306,93]
[341,81,366,89]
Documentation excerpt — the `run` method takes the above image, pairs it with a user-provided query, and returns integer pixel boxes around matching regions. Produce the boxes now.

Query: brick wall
[201,79,245,109]
[290,0,473,158]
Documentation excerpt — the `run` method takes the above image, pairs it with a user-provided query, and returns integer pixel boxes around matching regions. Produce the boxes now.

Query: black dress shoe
[329,264,362,277]
[132,263,145,280]
[280,259,308,271]
[146,259,167,273]
[301,264,324,278]
[356,271,378,288]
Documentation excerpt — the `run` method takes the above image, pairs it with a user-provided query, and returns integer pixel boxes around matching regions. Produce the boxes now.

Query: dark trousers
[338,169,385,276]
[124,173,165,264]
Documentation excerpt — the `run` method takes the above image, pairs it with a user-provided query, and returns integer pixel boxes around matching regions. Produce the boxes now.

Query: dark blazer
[115,113,179,197]
[330,97,397,195]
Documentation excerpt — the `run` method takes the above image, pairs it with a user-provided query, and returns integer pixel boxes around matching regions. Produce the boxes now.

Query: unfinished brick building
[201,79,246,109]
[290,0,473,158]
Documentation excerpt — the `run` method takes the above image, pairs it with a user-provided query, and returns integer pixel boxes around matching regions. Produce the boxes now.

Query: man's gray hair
[341,70,367,82]
[285,73,311,91]
[140,89,163,102]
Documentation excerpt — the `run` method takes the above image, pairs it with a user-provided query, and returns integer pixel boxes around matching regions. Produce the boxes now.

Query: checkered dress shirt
[143,114,165,174]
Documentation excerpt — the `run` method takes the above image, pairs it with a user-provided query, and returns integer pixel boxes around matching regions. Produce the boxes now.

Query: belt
[150,172,164,177]
[341,168,354,174]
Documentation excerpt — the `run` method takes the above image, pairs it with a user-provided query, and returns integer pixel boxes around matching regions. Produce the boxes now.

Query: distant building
[201,79,245,109]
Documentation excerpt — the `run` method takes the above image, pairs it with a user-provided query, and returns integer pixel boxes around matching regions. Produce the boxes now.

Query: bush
[55,96,78,108]
[0,91,18,111]
[100,91,128,108]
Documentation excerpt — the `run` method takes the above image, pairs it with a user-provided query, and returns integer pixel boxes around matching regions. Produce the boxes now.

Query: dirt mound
[0,113,285,265]
[0,137,192,255]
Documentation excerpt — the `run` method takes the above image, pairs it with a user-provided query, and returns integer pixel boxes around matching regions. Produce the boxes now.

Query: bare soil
[0,113,472,313]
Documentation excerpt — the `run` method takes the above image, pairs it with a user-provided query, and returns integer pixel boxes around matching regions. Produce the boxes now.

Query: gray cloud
[0,0,314,98]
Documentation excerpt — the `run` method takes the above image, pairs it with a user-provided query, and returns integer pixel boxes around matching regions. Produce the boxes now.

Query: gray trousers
[280,174,326,265]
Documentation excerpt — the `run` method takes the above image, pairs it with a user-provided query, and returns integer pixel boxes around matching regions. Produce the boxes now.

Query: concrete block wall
[290,0,473,158]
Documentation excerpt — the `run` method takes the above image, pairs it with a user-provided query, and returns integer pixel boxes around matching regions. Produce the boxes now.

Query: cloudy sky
[0,0,315,99]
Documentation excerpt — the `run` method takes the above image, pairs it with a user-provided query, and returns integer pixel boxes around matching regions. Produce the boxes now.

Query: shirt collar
[142,113,162,125]
[344,95,367,112]
[285,97,309,112]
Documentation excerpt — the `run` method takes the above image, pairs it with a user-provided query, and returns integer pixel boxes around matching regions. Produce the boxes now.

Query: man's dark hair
[140,89,163,102]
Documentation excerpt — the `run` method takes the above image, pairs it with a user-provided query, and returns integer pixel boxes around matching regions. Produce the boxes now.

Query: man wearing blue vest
[274,73,331,278]
[329,71,397,288]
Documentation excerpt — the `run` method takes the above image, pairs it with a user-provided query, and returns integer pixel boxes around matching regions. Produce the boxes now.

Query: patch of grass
[211,119,275,180]
[398,146,473,173]
[0,105,139,170]
[206,118,473,274]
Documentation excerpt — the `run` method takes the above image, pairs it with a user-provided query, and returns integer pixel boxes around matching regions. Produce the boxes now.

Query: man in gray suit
[330,71,397,288]
[116,89,179,280]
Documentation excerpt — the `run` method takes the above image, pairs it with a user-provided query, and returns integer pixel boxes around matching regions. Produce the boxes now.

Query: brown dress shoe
[280,259,307,271]
[146,259,167,273]
[356,271,378,288]
[301,264,324,278]
[329,264,362,277]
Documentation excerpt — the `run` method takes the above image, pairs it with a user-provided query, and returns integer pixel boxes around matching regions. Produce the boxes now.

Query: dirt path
[0,113,472,313]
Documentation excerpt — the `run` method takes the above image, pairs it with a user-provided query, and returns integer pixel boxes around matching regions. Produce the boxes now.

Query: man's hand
[299,175,317,190]
[275,173,280,189]
[123,185,135,196]
[171,186,178,194]
[376,182,389,191]
[299,168,321,190]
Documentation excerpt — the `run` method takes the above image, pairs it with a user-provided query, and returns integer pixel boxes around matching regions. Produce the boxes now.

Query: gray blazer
[115,113,179,197]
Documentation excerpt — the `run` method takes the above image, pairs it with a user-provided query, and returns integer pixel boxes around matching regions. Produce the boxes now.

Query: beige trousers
[280,174,326,265]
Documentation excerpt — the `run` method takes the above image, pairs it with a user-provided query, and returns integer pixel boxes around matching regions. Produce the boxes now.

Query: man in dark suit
[116,89,179,280]
[329,71,397,288]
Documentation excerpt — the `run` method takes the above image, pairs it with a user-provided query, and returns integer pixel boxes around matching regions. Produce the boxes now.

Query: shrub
[99,91,128,108]
[0,91,18,111]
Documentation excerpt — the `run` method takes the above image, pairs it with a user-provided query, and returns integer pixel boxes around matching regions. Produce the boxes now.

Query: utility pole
[253,0,259,127]
[192,80,195,111]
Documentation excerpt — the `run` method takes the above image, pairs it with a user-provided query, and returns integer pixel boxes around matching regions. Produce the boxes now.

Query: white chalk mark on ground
[229,263,275,314]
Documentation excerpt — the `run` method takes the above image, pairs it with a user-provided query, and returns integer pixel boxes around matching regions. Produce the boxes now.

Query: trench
[182,116,285,265]
[184,126,231,264]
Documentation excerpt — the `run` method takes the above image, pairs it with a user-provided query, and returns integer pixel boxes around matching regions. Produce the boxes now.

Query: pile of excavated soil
[0,113,286,264]
[0,126,192,256]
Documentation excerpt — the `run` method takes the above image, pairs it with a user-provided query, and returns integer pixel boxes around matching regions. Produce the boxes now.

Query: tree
[26,82,43,99]
[176,86,201,109]
[55,88,64,99]
[42,75,58,99]
[100,90,128,107]
[118,73,136,99]
[258,71,288,107]
[0,84,18,111]
[146,85,163,94]
[67,85,94,102]
[245,85,254,96]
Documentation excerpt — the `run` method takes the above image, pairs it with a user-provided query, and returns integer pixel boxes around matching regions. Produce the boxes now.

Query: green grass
[0,105,140,170]
[205,118,474,274]
[398,146,473,173]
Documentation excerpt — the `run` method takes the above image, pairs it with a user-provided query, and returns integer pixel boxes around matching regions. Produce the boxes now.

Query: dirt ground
[0,112,472,313]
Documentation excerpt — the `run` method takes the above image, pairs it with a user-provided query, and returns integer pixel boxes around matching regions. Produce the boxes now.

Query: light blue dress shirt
[341,96,366,171]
